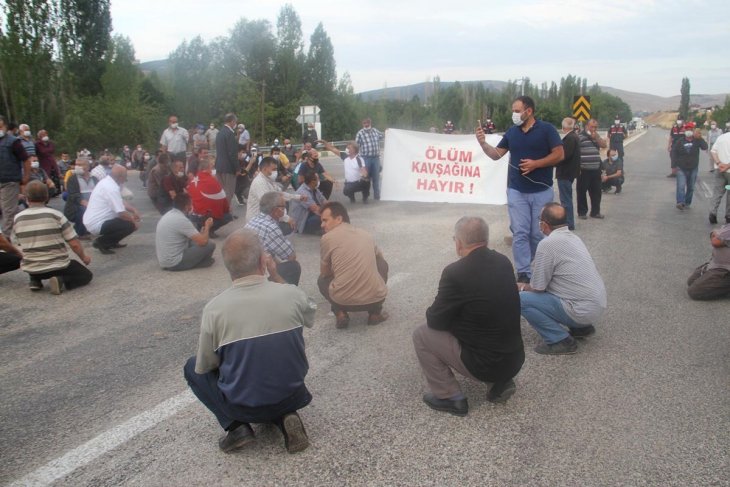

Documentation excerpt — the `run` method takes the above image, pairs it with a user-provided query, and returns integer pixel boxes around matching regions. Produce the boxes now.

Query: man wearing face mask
[27,159,56,197]
[282,138,296,163]
[205,123,219,150]
[667,118,684,177]
[355,118,385,200]
[519,203,606,355]
[577,118,608,219]
[0,115,31,237]
[607,118,627,160]
[245,157,306,226]
[412,217,524,416]
[237,124,251,152]
[160,115,189,163]
[216,113,240,209]
[708,122,723,172]
[162,160,188,202]
[64,159,97,237]
[672,125,707,210]
[131,145,145,170]
[475,96,564,284]
[600,149,624,194]
[709,131,730,225]
[18,124,36,160]
[156,193,215,271]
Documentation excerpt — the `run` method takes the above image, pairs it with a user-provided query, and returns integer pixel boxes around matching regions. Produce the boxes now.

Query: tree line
[6,2,722,156]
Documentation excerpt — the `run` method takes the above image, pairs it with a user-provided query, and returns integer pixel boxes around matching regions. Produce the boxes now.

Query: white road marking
[697,180,712,199]
[9,391,196,487]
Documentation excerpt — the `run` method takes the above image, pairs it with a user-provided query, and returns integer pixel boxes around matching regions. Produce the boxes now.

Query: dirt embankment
[644,112,678,129]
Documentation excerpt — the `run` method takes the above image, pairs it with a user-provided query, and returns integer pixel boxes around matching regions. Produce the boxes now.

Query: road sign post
[572,96,591,122]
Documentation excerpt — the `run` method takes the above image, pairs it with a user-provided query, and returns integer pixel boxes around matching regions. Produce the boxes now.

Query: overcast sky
[111,0,730,97]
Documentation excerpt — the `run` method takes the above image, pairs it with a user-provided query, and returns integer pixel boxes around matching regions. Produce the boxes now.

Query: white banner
[380,129,509,205]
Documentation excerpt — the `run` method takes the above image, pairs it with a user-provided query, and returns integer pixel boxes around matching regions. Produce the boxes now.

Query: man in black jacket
[215,113,239,209]
[412,217,525,416]
[557,117,581,230]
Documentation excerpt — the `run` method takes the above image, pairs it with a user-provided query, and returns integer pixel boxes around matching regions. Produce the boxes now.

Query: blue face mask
[611,155,619,162]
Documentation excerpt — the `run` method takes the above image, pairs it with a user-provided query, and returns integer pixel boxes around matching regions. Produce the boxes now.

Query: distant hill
[137,61,729,115]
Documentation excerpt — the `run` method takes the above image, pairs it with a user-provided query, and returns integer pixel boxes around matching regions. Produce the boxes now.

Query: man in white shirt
[320,140,370,203]
[237,123,250,151]
[245,157,306,228]
[709,132,730,225]
[83,165,141,254]
[160,115,189,163]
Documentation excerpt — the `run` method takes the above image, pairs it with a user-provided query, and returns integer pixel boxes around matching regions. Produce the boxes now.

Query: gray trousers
[709,170,730,220]
[166,241,216,271]
[0,182,19,237]
[687,263,730,300]
[216,172,238,209]
[412,324,479,399]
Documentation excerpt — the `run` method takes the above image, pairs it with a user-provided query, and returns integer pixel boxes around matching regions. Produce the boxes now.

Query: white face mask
[711,124,717,129]
[143,155,150,161]
[512,112,524,126]
[269,170,278,181]
[75,166,84,175]
[614,120,620,125]
[170,123,178,129]
[684,130,693,138]
[677,120,683,127]
[273,154,280,160]
[611,155,619,161]
[0,130,5,138]
[176,171,184,177]
[42,136,49,142]
[23,130,31,137]
[31,161,40,169]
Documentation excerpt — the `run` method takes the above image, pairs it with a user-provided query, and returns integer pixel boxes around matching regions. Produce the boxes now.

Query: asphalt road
[1,128,727,486]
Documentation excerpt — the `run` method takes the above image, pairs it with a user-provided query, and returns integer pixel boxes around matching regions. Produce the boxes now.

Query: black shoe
[569,324,595,339]
[92,240,114,254]
[348,196,355,203]
[578,214,587,220]
[615,187,622,194]
[726,217,730,224]
[218,423,255,453]
[666,173,676,178]
[534,336,577,355]
[590,214,605,219]
[29,277,43,291]
[676,203,685,211]
[422,393,468,416]
[109,243,127,249]
[709,213,718,224]
[487,379,516,404]
[281,412,309,454]
[516,273,530,284]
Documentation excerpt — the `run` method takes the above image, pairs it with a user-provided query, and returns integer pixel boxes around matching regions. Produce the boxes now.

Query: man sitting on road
[518,203,607,355]
[320,140,370,203]
[600,149,624,194]
[156,193,216,271]
[244,192,301,286]
[289,173,327,235]
[184,229,316,454]
[83,165,141,254]
[245,157,306,230]
[413,217,524,417]
[687,223,730,300]
[186,157,233,238]
[63,159,97,238]
[295,149,335,199]
[14,181,92,294]
[318,202,388,328]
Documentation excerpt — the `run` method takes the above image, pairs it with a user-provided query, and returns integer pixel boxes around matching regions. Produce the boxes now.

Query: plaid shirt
[355,127,384,157]
[244,213,294,261]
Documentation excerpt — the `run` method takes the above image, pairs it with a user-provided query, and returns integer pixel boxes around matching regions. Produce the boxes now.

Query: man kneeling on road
[155,193,216,271]
[318,202,388,328]
[519,203,607,354]
[687,223,730,300]
[413,217,524,416]
[184,230,316,454]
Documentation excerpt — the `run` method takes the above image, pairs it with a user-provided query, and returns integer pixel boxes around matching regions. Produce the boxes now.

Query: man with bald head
[518,203,606,355]
[83,165,141,254]
[184,229,316,454]
[412,217,525,416]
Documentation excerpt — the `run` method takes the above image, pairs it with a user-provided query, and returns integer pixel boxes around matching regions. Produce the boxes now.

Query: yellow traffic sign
[572,95,591,122]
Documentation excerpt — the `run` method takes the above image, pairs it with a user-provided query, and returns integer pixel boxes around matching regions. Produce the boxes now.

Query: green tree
[304,23,336,104]
[678,77,690,120]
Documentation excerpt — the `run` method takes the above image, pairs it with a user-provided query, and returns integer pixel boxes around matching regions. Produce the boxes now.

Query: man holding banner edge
[475,96,564,283]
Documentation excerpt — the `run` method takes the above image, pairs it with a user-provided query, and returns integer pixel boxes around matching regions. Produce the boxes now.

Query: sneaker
[569,324,595,339]
[676,203,685,211]
[422,393,469,416]
[487,379,516,404]
[367,312,388,325]
[534,336,578,355]
[218,423,255,453]
[516,273,530,284]
[49,276,63,295]
[29,277,43,291]
[709,214,718,224]
[281,412,309,454]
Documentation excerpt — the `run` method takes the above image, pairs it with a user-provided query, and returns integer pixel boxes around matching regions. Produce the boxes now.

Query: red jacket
[187,170,229,218]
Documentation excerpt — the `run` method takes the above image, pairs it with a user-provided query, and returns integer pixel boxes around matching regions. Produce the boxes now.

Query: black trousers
[0,251,21,275]
[577,169,602,217]
[343,180,370,201]
[28,260,93,290]
[318,179,333,200]
[97,218,136,248]
[687,264,730,300]
[277,260,301,286]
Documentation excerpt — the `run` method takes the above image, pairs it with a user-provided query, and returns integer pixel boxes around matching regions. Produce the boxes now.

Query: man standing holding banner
[356,118,384,200]
[476,96,564,283]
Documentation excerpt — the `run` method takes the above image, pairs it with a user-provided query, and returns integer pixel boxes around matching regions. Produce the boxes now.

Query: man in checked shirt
[355,117,384,200]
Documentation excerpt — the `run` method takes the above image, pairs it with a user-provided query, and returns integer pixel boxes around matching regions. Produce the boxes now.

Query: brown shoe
[367,312,389,326]
[335,312,350,329]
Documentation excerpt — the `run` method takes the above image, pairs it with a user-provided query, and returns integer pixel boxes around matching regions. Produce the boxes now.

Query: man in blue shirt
[476,96,564,283]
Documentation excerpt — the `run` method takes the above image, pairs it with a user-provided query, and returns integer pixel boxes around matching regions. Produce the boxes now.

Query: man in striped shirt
[13,181,92,294]
[576,118,607,219]
[518,203,606,355]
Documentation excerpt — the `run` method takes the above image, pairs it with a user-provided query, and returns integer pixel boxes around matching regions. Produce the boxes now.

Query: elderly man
[156,193,215,271]
[412,217,524,416]
[187,157,233,238]
[672,127,707,210]
[205,123,219,150]
[245,157,306,226]
[577,118,608,219]
[476,96,564,283]
[709,131,730,224]
[183,229,316,454]
[289,172,327,235]
[90,155,112,181]
[14,181,92,294]
[295,149,334,198]
[318,202,388,328]
[237,123,251,152]
[687,223,730,300]
[708,121,723,172]
[244,192,301,285]
[355,118,385,200]
[557,117,581,230]
[519,203,607,355]
[0,115,31,237]
[83,165,141,254]
[63,159,97,237]
[160,115,189,163]
[215,113,239,209]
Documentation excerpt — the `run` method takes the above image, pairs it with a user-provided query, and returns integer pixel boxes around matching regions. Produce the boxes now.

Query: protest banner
[380,129,509,205]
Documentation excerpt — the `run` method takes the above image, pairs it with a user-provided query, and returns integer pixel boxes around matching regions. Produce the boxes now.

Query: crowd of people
[1,101,728,456]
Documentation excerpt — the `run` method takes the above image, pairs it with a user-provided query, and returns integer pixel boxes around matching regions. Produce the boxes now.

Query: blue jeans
[362,155,381,199]
[557,179,575,230]
[507,187,554,275]
[676,167,698,206]
[520,291,589,344]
